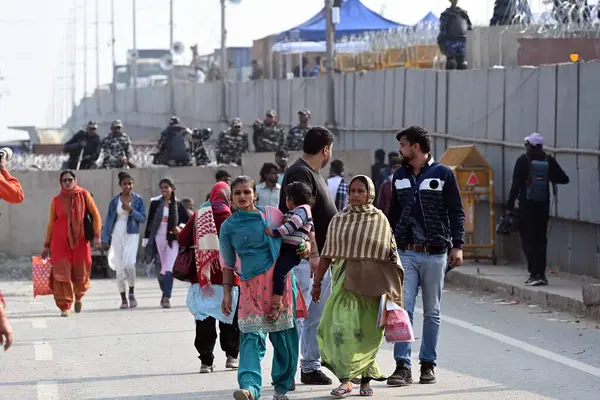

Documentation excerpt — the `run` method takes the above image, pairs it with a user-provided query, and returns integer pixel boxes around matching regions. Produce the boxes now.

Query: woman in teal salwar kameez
[220,176,308,400]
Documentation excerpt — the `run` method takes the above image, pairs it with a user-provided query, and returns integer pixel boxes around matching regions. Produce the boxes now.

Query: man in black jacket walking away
[506,133,569,286]
[437,0,472,70]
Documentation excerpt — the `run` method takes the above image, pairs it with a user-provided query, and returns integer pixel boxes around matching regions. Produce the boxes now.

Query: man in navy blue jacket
[387,126,465,387]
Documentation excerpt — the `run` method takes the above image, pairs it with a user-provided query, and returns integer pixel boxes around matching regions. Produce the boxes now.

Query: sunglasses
[62,178,74,183]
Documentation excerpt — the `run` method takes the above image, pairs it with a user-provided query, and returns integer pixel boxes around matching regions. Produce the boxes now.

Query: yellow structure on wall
[439,145,497,265]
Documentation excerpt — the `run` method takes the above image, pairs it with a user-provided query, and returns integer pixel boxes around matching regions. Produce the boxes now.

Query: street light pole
[95,0,101,116]
[83,0,88,117]
[132,0,139,112]
[111,0,117,112]
[169,0,176,116]
[325,0,335,128]
[220,0,227,123]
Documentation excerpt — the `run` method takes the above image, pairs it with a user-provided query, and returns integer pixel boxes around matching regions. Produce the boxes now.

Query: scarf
[59,178,87,249]
[194,182,232,293]
[219,205,282,281]
[321,175,391,261]
[209,181,231,216]
[321,175,404,305]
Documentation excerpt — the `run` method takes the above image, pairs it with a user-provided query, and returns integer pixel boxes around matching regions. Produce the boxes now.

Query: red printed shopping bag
[32,256,52,298]
[384,307,415,343]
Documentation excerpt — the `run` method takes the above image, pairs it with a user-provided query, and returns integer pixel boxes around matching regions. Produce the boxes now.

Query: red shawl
[59,177,87,249]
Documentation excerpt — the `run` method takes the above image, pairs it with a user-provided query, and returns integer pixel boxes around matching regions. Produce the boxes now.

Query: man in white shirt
[256,162,281,207]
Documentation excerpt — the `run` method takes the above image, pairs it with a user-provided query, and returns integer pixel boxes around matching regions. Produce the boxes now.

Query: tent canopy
[417,12,439,25]
[275,0,405,42]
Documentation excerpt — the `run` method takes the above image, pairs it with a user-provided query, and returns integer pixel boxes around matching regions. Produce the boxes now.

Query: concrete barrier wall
[65,61,600,278]
[0,149,370,257]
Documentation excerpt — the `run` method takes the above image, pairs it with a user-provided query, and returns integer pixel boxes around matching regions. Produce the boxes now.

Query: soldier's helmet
[231,118,242,128]
[111,119,123,128]
[298,108,311,118]
[265,109,276,118]
[169,116,180,125]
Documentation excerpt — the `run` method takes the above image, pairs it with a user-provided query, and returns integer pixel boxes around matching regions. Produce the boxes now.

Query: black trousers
[518,203,550,278]
[194,308,240,366]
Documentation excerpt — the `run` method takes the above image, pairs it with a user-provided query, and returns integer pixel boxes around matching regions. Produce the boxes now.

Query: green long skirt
[317,260,387,382]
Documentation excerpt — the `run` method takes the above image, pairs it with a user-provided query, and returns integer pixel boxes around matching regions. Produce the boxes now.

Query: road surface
[1,278,599,399]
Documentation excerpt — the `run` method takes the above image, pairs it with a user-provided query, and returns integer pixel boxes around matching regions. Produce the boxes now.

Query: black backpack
[445,9,469,39]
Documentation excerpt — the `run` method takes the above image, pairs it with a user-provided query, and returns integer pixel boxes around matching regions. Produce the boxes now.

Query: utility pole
[111,0,117,112]
[95,0,101,116]
[220,0,227,123]
[325,0,335,128]
[132,0,139,112]
[70,1,77,131]
[168,0,175,115]
[83,0,88,118]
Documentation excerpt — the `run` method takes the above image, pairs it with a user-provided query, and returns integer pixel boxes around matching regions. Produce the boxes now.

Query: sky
[0,0,553,137]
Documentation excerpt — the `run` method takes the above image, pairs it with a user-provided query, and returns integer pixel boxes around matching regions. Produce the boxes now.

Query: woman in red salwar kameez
[42,170,102,317]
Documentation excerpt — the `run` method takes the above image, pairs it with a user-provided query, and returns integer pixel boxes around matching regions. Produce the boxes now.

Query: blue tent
[275,0,405,42]
[416,12,439,25]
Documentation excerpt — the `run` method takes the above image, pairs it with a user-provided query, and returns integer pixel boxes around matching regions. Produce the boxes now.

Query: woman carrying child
[219,176,308,400]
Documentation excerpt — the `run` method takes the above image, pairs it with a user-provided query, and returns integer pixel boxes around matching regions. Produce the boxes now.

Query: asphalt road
[1,278,599,400]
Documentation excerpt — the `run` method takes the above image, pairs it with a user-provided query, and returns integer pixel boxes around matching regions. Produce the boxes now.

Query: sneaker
[300,370,332,385]
[128,294,138,308]
[60,310,70,317]
[387,362,413,386]
[524,276,536,285]
[531,276,548,286]
[161,297,171,309]
[120,299,129,309]
[226,356,239,369]
[419,362,436,384]
[199,364,214,374]
[74,302,82,313]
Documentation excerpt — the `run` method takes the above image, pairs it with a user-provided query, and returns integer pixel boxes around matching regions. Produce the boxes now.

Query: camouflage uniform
[101,132,132,169]
[253,110,285,152]
[285,109,311,151]
[285,124,310,151]
[192,128,212,166]
[193,141,211,166]
[216,119,249,165]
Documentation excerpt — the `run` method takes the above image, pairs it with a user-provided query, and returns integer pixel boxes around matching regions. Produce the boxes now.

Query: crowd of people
[0,122,570,399]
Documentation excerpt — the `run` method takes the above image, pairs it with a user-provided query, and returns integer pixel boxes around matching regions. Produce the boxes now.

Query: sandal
[359,387,374,397]
[233,389,254,400]
[330,386,353,398]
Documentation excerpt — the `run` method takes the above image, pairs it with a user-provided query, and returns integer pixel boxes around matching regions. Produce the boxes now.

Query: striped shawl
[321,175,404,305]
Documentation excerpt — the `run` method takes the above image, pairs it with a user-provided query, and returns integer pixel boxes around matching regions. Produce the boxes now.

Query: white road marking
[36,381,59,400]
[34,342,53,361]
[415,307,600,378]
[32,319,48,329]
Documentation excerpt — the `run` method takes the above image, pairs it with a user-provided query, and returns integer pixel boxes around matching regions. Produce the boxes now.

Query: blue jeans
[294,259,332,373]
[155,260,174,298]
[393,250,448,367]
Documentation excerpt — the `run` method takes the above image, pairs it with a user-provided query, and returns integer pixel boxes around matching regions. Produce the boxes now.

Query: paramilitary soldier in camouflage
[192,128,212,166]
[285,108,311,151]
[101,120,133,169]
[252,109,285,152]
[216,118,249,165]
